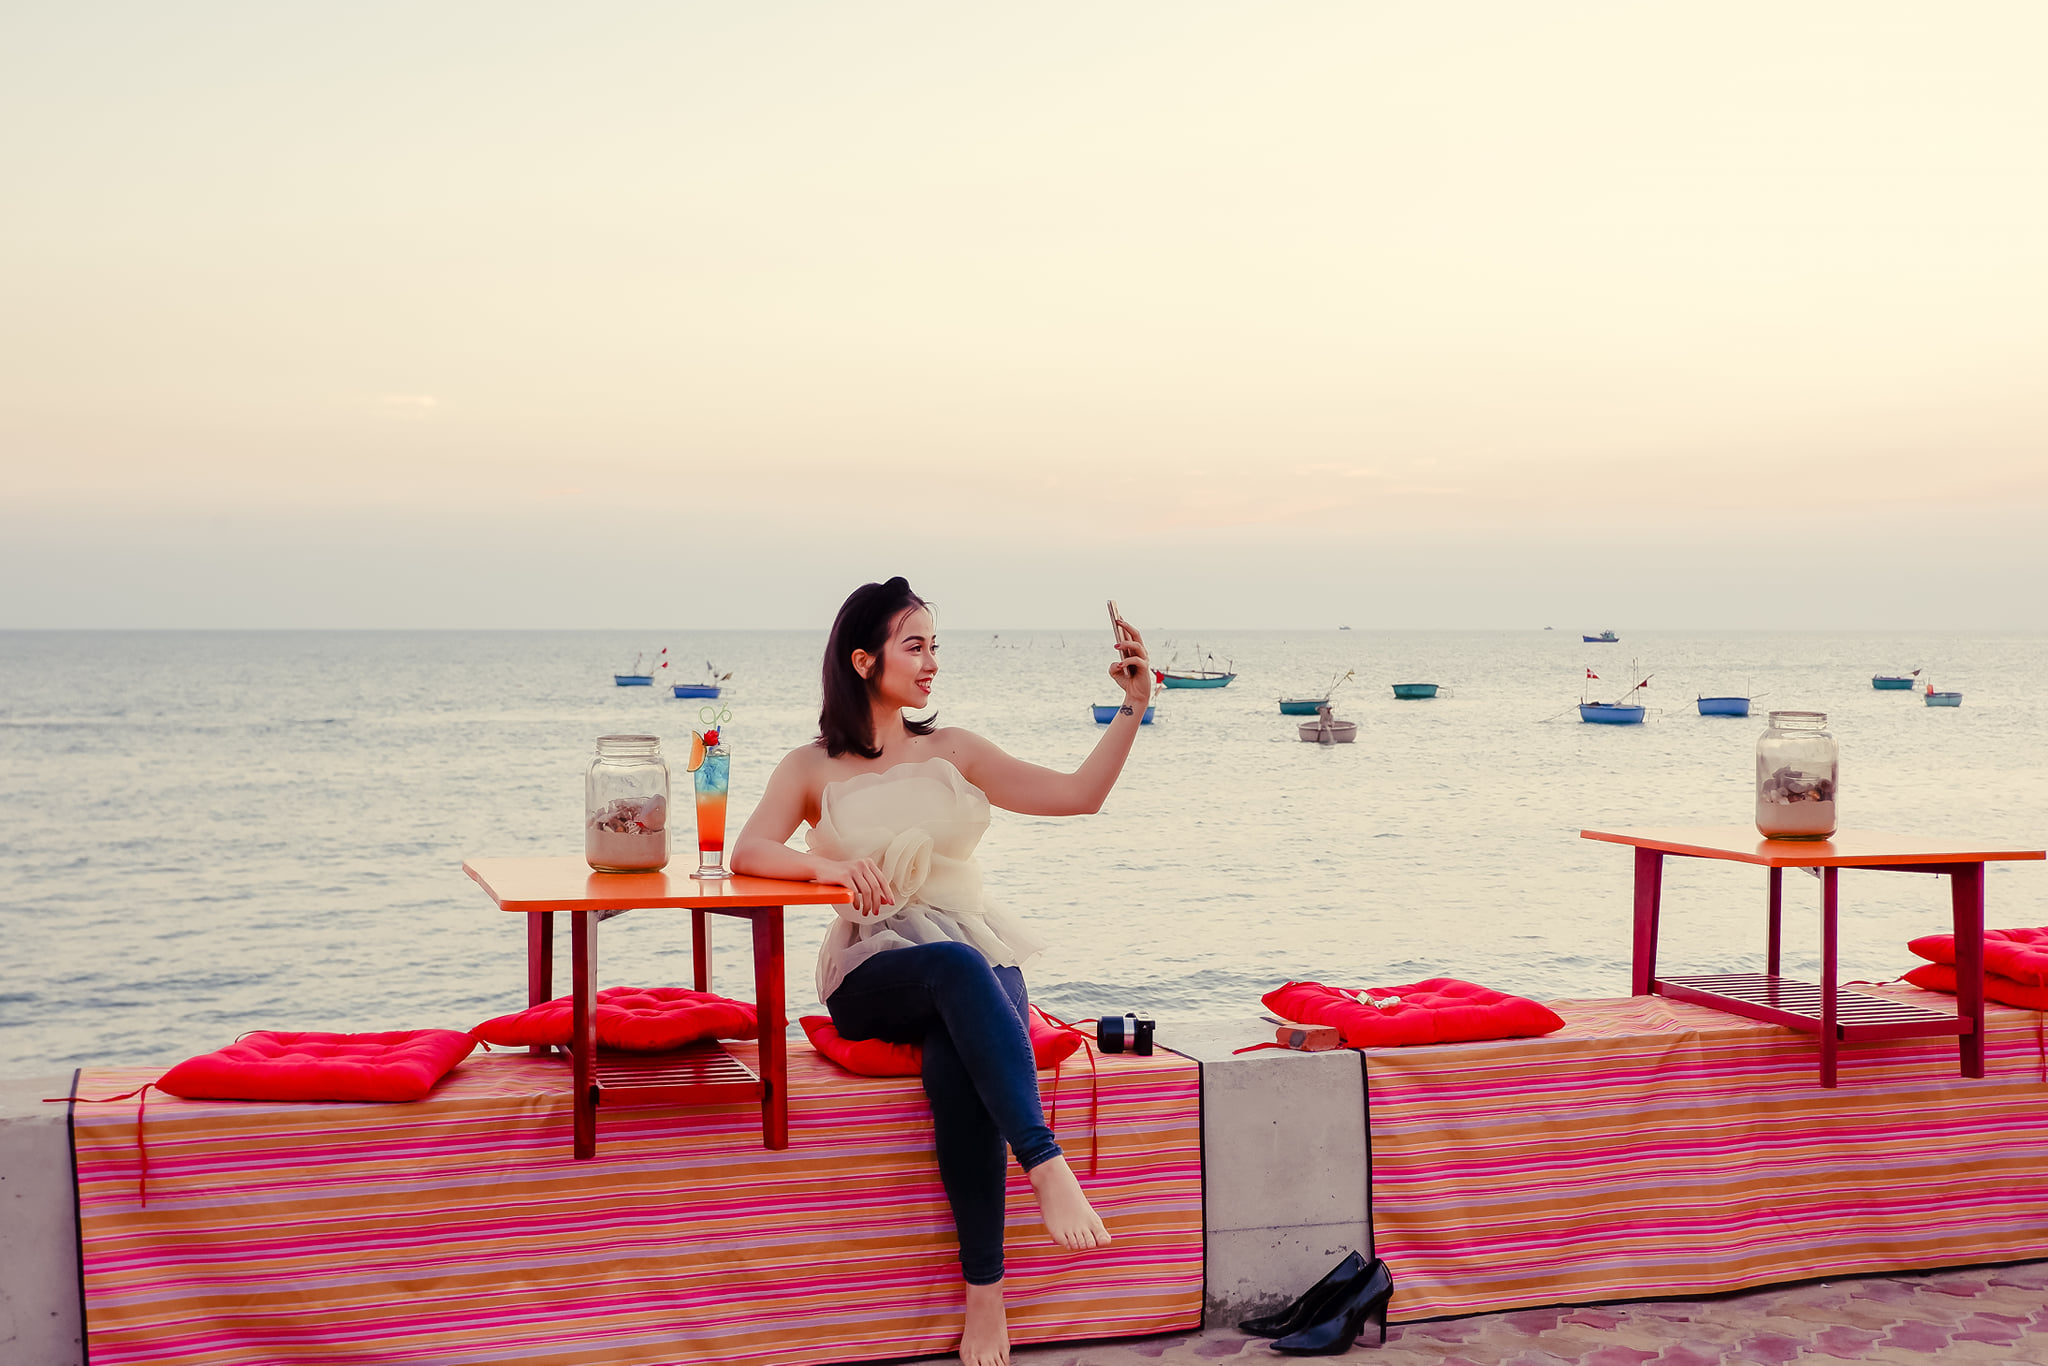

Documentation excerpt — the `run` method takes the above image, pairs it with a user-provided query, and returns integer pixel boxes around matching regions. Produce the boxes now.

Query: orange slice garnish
[687,730,706,773]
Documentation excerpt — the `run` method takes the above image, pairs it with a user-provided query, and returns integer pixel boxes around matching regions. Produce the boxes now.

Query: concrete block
[1163,1019,1374,1326]
[0,1076,84,1366]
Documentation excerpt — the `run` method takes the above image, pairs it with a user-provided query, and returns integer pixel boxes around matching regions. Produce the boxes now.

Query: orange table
[462,857,851,1158]
[1581,827,2044,1087]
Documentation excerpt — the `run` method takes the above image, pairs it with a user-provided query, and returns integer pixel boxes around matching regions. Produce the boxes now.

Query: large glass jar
[1755,711,1838,840]
[586,734,670,871]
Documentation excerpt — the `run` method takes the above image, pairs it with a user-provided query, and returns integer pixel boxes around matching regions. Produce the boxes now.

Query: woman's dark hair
[819,577,936,758]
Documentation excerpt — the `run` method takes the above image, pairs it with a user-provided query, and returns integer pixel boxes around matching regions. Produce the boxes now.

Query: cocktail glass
[691,742,731,879]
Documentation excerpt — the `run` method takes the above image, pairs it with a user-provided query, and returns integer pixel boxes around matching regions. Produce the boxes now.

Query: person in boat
[730,576,1152,1366]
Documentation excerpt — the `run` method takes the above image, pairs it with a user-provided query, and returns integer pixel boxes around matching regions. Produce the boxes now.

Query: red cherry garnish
[704,729,720,746]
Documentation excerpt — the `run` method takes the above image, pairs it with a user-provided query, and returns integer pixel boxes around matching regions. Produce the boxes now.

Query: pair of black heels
[1238,1250,1394,1355]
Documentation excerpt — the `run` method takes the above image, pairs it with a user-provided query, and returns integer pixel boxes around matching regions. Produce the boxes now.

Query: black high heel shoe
[1271,1257,1393,1355]
[1237,1250,1368,1338]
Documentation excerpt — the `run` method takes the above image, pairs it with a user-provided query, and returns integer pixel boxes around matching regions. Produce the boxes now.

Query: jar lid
[595,733,662,748]
[1767,710,1827,725]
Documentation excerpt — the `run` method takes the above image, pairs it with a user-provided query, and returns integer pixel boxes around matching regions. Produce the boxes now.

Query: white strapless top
[807,756,1047,1002]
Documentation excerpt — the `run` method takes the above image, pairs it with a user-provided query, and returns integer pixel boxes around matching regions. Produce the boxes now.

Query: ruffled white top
[808,757,1047,1002]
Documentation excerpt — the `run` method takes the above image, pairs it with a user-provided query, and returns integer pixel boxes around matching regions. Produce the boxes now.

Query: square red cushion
[1903,962,2048,1011]
[1262,978,1566,1048]
[1908,926,2048,986]
[800,1007,1084,1077]
[155,1030,477,1103]
[471,987,758,1052]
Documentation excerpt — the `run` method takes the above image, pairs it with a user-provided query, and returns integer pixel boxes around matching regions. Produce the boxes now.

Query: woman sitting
[732,576,1153,1366]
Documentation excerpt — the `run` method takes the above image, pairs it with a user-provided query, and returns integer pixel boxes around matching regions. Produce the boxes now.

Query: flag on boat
[1586,669,1599,680]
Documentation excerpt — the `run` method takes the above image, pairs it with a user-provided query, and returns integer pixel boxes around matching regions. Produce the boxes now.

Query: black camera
[1096,1013,1155,1056]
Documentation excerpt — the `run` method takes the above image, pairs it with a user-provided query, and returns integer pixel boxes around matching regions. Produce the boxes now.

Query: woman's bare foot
[960,1279,1009,1366]
[1027,1155,1111,1250]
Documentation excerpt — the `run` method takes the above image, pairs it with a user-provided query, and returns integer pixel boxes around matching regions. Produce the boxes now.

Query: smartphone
[1106,599,1122,634]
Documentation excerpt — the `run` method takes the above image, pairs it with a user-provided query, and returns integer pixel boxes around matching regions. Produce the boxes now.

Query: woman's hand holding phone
[1106,601,1150,709]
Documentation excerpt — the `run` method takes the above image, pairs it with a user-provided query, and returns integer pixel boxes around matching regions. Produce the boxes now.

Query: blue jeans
[826,940,1062,1285]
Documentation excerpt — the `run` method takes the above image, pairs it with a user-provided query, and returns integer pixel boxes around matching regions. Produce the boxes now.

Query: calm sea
[3,629,2044,1074]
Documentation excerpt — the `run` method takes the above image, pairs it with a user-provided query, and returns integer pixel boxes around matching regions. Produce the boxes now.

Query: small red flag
[1586,668,1599,680]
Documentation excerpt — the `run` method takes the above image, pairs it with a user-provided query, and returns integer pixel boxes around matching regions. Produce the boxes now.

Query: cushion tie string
[46,1082,156,1207]
[1035,1009,1101,1177]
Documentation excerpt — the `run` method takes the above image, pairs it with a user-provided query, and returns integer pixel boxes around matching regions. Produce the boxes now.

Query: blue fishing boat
[1159,648,1235,689]
[1580,668,1651,724]
[1280,671,1353,715]
[1583,630,1619,643]
[1091,704,1154,724]
[1697,696,1750,717]
[614,653,655,686]
[670,660,732,699]
[1924,690,1962,707]
[1391,683,1439,699]
[1872,671,1920,690]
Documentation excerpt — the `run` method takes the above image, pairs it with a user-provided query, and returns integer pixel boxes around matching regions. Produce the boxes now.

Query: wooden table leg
[1631,848,1664,995]
[753,906,788,1149]
[1819,867,1839,1089]
[1952,862,1986,1078]
[1766,867,1783,977]
[527,910,556,1057]
[571,909,598,1159]
[693,909,711,992]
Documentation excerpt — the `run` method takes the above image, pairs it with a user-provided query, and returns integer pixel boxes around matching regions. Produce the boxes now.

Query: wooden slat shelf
[1659,973,1973,1042]
[559,1041,764,1107]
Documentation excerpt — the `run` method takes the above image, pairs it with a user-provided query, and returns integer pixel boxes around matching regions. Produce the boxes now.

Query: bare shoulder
[772,740,833,786]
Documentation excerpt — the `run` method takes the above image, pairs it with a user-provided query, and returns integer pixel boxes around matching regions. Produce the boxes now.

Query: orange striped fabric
[73,1041,1202,1365]
[1364,987,2048,1322]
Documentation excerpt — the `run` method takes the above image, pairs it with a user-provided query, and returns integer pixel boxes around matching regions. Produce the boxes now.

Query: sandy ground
[882,1260,2048,1365]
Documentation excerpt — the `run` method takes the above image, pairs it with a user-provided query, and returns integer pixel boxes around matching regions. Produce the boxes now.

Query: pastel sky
[4,2,2044,629]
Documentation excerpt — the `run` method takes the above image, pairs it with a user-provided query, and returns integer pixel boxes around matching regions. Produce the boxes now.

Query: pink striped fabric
[1363,987,2048,1321]
[72,1041,1201,1364]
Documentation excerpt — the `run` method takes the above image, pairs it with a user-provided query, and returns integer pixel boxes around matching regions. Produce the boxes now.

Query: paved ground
[994,1261,2048,1365]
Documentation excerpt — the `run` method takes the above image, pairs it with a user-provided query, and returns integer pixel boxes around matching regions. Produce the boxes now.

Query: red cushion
[156,1030,476,1103]
[1903,963,2048,1011]
[470,987,758,1052]
[1262,978,1566,1048]
[800,1007,1085,1077]
[1908,927,2048,987]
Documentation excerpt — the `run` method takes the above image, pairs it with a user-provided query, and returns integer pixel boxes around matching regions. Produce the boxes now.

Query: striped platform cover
[71,1041,1201,1365]
[1364,986,2048,1322]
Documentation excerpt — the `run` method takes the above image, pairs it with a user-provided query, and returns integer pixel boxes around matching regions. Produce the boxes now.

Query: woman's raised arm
[947,622,1151,817]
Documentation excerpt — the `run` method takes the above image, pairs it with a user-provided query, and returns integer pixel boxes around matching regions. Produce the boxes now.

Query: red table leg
[526,910,555,1057]
[753,906,788,1149]
[1766,867,1783,977]
[570,910,598,1159]
[1631,848,1664,995]
[1952,862,1986,1078]
[1819,867,1839,1089]
[693,909,711,992]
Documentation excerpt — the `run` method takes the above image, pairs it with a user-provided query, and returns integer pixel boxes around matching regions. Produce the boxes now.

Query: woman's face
[862,606,937,711]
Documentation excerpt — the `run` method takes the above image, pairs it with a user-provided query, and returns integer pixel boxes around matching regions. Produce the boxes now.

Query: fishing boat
[1159,649,1236,689]
[1924,686,1962,707]
[1872,670,1921,690]
[1091,704,1155,724]
[613,652,655,686]
[1583,630,1619,643]
[1696,696,1751,717]
[1580,668,1651,724]
[1297,704,1357,744]
[1279,671,1353,714]
[670,660,732,699]
[1391,683,1438,699]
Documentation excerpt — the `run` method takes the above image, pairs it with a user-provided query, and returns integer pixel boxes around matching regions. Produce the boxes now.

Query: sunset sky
[4,2,2044,629]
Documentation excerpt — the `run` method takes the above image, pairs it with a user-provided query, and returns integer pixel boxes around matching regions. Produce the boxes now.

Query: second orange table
[1581,827,2044,1087]
[463,857,851,1158]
